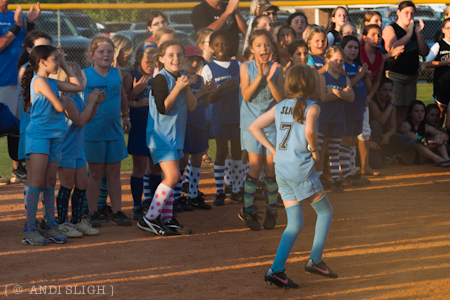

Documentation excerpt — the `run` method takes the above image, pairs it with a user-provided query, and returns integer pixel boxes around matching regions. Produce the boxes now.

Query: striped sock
[329,137,342,182]
[82,192,89,213]
[143,175,151,204]
[244,174,257,210]
[98,173,108,209]
[349,146,357,176]
[43,188,56,224]
[232,159,243,194]
[174,169,184,200]
[24,185,29,213]
[224,159,232,187]
[339,145,351,179]
[185,159,191,184]
[266,176,278,207]
[56,186,72,224]
[71,188,85,224]
[189,166,201,199]
[145,183,172,220]
[214,162,225,194]
[161,193,174,223]
[26,186,40,227]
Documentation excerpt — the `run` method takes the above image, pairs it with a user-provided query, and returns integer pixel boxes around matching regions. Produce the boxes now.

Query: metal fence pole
[57,9,61,48]
[315,8,319,25]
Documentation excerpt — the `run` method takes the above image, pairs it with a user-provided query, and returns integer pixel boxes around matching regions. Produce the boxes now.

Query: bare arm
[207,0,239,31]
[165,75,190,113]
[64,95,96,127]
[383,24,413,51]
[414,19,429,57]
[55,55,83,93]
[367,57,385,101]
[34,77,64,112]
[248,105,277,155]
[305,104,320,161]
[319,75,339,102]
[185,85,197,112]
[240,62,264,102]
[0,6,23,52]
[398,121,415,139]
[369,100,394,124]
[333,77,354,102]
[118,69,131,134]
[266,63,285,102]
[235,11,248,34]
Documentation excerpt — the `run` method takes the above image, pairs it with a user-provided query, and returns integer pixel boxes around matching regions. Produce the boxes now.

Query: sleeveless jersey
[312,55,325,70]
[389,22,419,75]
[360,45,383,82]
[318,72,346,124]
[274,98,317,181]
[208,60,240,126]
[240,60,279,132]
[129,68,152,137]
[147,68,187,150]
[187,75,206,130]
[82,66,123,141]
[433,39,450,95]
[344,62,366,120]
[26,75,66,139]
[329,29,341,46]
[61,93,85,159]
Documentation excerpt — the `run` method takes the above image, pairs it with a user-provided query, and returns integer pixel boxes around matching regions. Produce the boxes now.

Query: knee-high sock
[265,176,278,207]
[214,162,225,194]
[244,174,258,209]
[174,169,184,200]
[310,194,333,264]
[349,146,357,176]
[161,193,174,223]
[143,174,151,204]
[189,166,201,199]
[56,186,72,224]
[339,145,351,179]
[185,159,191,184]
[24,185,29,213]
[130,176,144,207]
[329,137,342,182]
[317,133,325,177]
[98,173,108,209]
[71,188,86,224]
[43,188,56,224]
[259,166,266,183]
[82,192,89,213]
[271,203,304,273]
[224,159,232,187]
[26,186,41,227]
[231,159,243,194]
[145,183,173,220]
[242,162,249,189]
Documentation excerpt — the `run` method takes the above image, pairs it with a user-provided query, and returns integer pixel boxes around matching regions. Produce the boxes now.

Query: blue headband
[142,45,158,50]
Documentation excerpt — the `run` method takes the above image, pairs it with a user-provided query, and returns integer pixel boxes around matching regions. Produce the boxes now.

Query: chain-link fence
[12,2,447,81]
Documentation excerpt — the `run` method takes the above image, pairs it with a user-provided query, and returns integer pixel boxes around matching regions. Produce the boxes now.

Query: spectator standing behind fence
[382,1,429,127]
[191,0,247,58]
[327,6,349,46]
[0,1,40,185]
[146,11,168,41]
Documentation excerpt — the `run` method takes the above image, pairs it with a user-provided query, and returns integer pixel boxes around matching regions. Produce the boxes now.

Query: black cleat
[265,268,299,289]
[213,192,226,206]
[263,205,277,230]
[238,205,262,231]
[305,258,338,278]
[137,217,172,236]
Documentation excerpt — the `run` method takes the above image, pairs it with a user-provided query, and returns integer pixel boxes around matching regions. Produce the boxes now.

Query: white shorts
[358,108,371,141]
[0,85,19,118]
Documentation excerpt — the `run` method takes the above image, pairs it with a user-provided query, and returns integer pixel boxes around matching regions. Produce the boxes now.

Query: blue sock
[56,186,72,224]
[26,186,41,227]
[271,203,304,273]
[244,174,257,210]
[185,159,191,184]
[143,175,151,205]
[98,173,108,209]
[130,176,144,207]
[310,194,333,264]
[148,174,162,200]
[43,188,56,225]
[214,162,225,194]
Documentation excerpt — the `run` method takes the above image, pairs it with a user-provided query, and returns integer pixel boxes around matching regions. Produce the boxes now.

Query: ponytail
[285,65,316,124]
[292,97,307,124]
[21,64,35,112]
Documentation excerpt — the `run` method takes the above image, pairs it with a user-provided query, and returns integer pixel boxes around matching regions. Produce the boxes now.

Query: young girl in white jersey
[239,30,285,231]
[250,65,337,289]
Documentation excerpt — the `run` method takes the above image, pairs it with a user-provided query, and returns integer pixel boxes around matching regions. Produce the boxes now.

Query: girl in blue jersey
[306,27,328,75]
[17,30,52,216]
[201,30,242,206]
[82,36,132,227]
[137,40,197,236]
[239,30,285,231]
[249,65,338,289]
[56,62,104,237]
[340,36,372,186]
[317,46,354,192]
[21,45,83,246]
[123,42,158,220]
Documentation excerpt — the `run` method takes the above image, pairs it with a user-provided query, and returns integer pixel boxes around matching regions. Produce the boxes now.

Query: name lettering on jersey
[326,84,343,90]
[86,83,121,99]
[215,74,239,92]
[280,106,293,115]
[440,50,450,61]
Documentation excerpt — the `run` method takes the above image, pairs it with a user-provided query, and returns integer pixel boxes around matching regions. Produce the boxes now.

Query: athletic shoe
[10,172,22,183]
[12,166,27,181]
[75,217,99,236]
[137,216,172,236]
[87,211,102,227]
[305,258,338,278]
[230,192,242,204]
[111,211,132,226]
[173,198,184,212]
[238,205,262,231]
[98,205,112,222]
[276,194,284,207]
[178,196,194,211]
[58,222,83,238]
[0,176,10,186]
[43,222,68,244]
[213,192,226,206]
[341,176,357,188]
[263,205,277,230]
[319,175,333,190]
[22,226,46,246]
[189,196,211,210]
[181,182,189,196]
[164,217,192,235]
[225,184,232,196]
[132,206,144,220]
[265,268,299,289]
[330,181,344,193]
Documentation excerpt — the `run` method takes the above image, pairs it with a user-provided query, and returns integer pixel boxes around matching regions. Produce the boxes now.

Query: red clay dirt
[1,164,450,299]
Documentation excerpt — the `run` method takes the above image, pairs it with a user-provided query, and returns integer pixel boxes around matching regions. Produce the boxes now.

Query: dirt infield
[1,164,450,299]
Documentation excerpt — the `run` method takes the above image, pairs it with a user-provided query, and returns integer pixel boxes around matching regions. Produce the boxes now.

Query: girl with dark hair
[327,6,349,46]
[146,11,168,41]
[287,11,308,40]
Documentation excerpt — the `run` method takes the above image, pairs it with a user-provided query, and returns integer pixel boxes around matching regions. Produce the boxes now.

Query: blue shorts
[184,125,208,154]
[128,134,150,157]
[241,130,276,155]
[318,122,345,138]
[276,171,323,202]
[344,119,363,137]
[84,140,128,164]
[149,148,183,165]
[25,136,64,163]
[211,124,240,140]
[18,133,29,161]
[59,157,87,169]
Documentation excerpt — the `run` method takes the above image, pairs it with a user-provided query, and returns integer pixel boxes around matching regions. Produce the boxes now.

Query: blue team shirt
[318,72,347,124]
[187,75,206,130]
[128,68,152,137]
[344,62,366,121]
[0,11,25,87]
[147,68,187,150]
[274,98,317,181]
[61,93,85,159]
[26,75,66,139]
[241,60,278,132]
[208,60,240,126]
[312,55,325,70]
[82,66,123,141]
